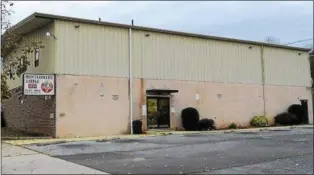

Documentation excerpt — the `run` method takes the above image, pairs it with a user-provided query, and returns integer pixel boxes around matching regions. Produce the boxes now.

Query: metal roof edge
[9,13,37,32]
[10,12,312,52]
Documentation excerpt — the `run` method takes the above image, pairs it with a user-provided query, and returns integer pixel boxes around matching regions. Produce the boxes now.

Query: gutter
[129,25,133,134]
[15,12,311,52]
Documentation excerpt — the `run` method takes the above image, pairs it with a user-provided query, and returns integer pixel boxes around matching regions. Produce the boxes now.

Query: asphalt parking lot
[25,127,313,174]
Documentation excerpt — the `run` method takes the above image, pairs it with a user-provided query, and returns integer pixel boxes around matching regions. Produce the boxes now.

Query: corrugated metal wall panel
[5,23,55,89]
[264,47,311,87]
[55,20,129,77]
[53,20,311,87]
[133,30,262,84]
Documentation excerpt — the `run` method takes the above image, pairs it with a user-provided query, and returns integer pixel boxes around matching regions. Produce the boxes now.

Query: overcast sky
[7,1,314,47]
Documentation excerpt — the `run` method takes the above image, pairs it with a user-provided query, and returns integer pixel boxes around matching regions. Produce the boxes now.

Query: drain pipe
[129,20,134,134]
[261,45,266,117]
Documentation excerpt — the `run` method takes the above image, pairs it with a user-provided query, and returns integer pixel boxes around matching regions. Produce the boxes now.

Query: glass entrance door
[147,97,170,129]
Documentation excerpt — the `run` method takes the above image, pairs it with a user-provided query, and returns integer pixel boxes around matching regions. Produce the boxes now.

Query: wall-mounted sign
[23,74,55,96]
[171,106,176,113]
[142,105,147,116]
[112,94,119,100]
[195,93,200,101]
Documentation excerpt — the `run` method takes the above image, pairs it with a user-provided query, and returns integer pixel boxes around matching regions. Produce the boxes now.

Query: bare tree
[265,36,280,44]
[1,0,45,100]
[304,44,313,49]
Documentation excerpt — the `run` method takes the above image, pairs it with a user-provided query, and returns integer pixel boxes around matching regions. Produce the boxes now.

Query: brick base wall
[2,86,56,137]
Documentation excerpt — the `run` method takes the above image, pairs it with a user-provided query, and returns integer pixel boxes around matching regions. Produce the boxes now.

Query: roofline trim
[10,12,312,52]
[9,13,36,32]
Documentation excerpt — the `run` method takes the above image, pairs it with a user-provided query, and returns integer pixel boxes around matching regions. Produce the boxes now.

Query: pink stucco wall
[55,75,130,138]
[264,86,313,124]
[55,75,313,138]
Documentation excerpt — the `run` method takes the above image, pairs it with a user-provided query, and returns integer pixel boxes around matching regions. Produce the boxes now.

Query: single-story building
[2,12,313,138]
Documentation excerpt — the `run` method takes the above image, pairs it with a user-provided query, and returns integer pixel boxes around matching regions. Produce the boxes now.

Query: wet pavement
[25,127,313,174]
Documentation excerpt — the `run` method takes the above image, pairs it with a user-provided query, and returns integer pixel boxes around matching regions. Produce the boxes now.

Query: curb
[3,125,312,146]
[3,134,153,146]
[2,136,52,140]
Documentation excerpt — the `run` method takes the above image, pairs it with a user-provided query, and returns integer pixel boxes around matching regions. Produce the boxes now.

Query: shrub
[228,123,237,129]
[132,120,142,134]
[287,104,304,124]
[1,114,6,127]
[274,112,299,126]
[250,116,268,127]
[198,118,215,131]
[1,106,6,128]
[181,107,200,131]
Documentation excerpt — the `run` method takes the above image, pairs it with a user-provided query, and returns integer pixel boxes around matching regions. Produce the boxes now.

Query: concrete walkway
[1,142,107,174]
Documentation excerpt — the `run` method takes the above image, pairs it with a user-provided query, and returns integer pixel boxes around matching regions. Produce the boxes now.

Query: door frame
[300,99,309,124]
[146,96,171,129]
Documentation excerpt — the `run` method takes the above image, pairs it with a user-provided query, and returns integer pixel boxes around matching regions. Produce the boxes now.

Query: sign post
[23,74,56,96]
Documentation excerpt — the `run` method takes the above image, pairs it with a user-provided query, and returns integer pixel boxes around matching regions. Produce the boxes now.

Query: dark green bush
[1,105,6,128]
[287,104,304,124]
[274,112,299,126]
[228,123,237,129]
[181,107,200,131]
[250,116,268,127]
[1,113,6,128]
[132,120,142,134]
[198,118,215,131]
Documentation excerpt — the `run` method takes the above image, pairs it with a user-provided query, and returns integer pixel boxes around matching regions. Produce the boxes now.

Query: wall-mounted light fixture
[298,52,302,56]
[74,24,80,29]
[46,32,57,40]
[145,33,150,37]
[248,46,253,49]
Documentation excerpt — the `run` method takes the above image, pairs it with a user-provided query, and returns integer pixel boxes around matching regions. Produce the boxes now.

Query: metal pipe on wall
[260,45,266,117]
[129,22,133,134]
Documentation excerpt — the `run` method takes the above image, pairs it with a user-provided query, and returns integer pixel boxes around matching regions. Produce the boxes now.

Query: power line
[283,38,313,46]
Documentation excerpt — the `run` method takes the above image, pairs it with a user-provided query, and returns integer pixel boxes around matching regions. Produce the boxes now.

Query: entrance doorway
[300,99,309,124]
[147,97,170,129]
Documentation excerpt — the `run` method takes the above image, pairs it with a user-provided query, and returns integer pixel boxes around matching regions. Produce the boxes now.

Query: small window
[9,64,13,79]
[34,48,39,67]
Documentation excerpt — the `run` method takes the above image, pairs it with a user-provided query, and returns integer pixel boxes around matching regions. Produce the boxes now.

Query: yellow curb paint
[4,125,310,146]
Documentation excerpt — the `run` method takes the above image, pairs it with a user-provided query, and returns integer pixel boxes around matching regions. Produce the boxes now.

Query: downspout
[261,45,266,117]
[129,23,133,134]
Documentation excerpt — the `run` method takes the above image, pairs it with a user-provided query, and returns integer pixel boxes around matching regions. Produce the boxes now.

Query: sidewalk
[1,142,107,174]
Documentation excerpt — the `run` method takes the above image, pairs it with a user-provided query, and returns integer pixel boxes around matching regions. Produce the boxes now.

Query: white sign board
[23,74,55,96]
[171,106,176,113]
[142,105,147,116]
[196,93,200,101]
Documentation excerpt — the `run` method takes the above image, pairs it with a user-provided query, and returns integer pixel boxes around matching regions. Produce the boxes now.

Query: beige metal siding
[54,20,129,77]
[264,47,311,87]
[53,20,311,87]
[5,23,56,89]
[133,30,262,84]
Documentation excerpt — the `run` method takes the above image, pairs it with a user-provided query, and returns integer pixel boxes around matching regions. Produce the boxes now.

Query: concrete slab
[1,143,108,174]
[2,154,107,174]
[2,143,37,157]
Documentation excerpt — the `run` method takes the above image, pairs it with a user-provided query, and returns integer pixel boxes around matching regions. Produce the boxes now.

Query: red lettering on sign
[28,84,37,88]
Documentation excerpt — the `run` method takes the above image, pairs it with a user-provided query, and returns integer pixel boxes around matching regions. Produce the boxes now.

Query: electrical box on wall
[196,94,200,101]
